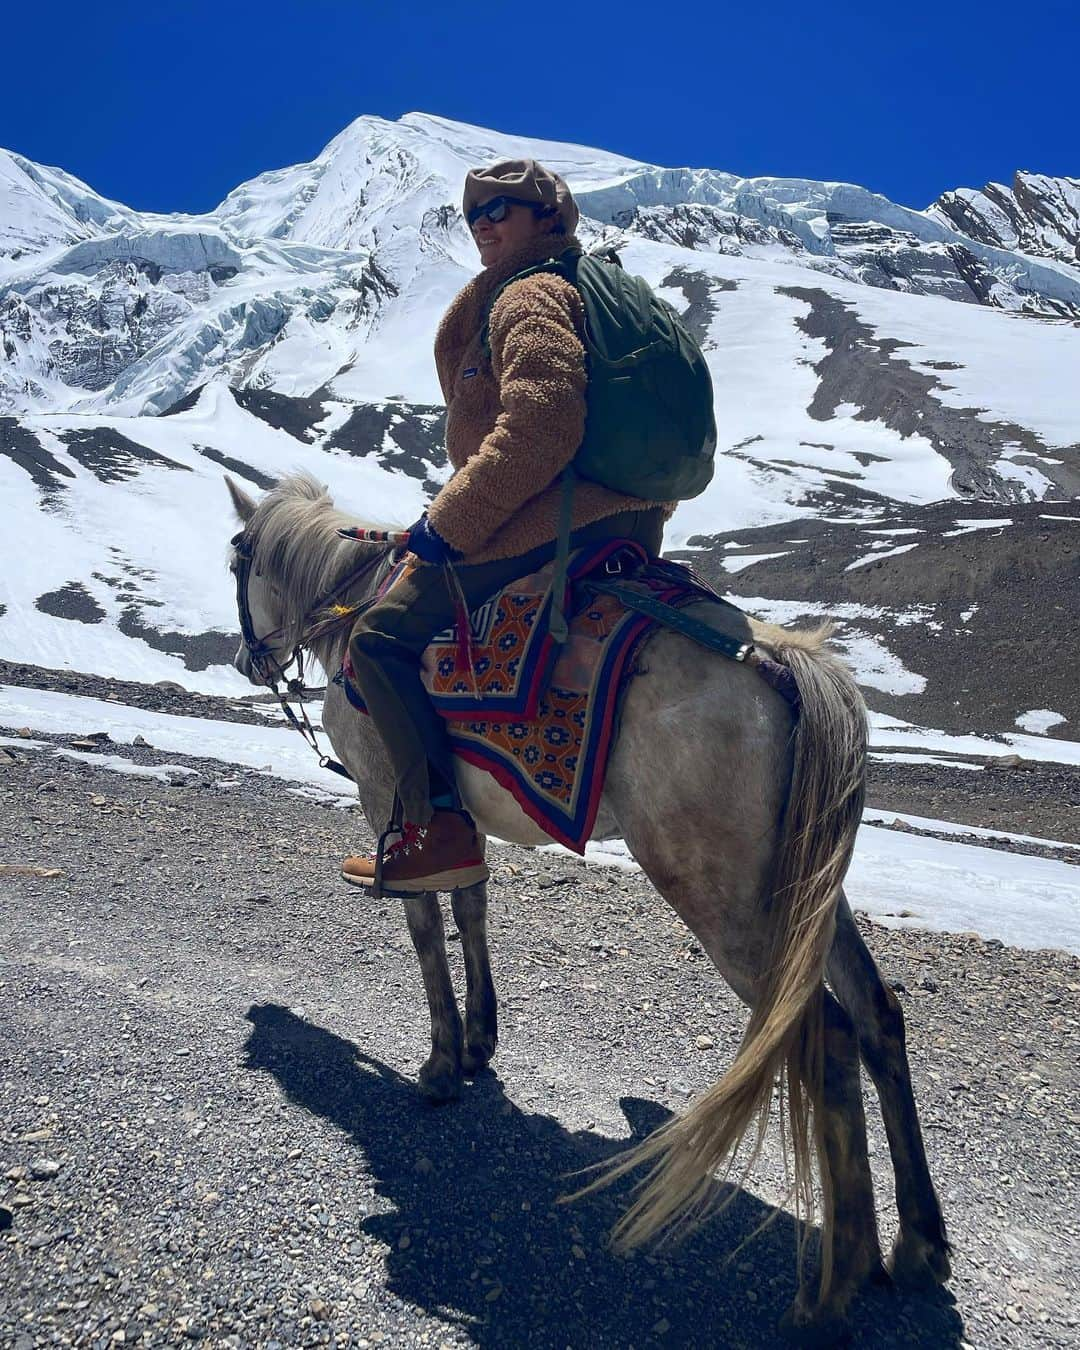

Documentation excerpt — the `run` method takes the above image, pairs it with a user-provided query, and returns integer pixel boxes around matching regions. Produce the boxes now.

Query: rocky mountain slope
[1,112,1077,739]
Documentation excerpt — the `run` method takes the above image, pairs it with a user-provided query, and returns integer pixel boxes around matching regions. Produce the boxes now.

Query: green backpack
[481,243,717,502]
[481,244,717,640]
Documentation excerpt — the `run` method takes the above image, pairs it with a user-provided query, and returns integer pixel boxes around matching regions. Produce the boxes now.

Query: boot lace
[386,822,424,859]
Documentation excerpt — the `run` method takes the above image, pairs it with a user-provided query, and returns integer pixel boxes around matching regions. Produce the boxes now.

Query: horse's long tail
[595,625,867,1300]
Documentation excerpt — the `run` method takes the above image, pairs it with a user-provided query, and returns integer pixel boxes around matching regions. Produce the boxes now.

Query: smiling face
[471,198,556,268]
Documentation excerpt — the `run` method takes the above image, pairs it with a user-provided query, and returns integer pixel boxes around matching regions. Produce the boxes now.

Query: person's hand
[406,514,461,565]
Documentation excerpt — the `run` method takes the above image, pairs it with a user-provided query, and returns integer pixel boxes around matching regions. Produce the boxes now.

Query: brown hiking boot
[341,809,489,894]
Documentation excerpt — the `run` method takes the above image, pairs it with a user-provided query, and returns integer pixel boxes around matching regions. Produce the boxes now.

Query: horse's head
[226,476,297,687]
[227,472,394,687]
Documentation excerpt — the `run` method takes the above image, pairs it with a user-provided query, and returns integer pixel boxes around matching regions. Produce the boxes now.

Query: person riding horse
[342,159,672,892]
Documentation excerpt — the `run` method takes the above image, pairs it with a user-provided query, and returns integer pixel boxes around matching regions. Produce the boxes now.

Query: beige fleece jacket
[427,234,672,562]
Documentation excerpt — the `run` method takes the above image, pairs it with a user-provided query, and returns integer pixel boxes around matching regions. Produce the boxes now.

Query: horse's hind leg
[450,884,498,1075]
[792,990,884,1338]
[827,896,950,1288]
[403,893,464,1102]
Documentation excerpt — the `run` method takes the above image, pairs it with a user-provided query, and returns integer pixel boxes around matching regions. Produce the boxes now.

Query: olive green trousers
[348,508,665,825]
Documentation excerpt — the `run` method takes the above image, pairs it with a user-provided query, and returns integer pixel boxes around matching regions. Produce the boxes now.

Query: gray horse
[226,472,949,1339]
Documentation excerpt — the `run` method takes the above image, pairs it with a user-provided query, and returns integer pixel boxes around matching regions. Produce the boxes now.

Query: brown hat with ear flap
[463,158,580,235]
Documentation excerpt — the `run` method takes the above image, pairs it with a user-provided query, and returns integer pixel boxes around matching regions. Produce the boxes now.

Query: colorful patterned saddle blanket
[338,540,749,852]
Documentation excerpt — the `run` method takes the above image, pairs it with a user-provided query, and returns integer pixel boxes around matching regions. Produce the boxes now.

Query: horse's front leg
[403,893,464,1102]
[450,883,498,1075]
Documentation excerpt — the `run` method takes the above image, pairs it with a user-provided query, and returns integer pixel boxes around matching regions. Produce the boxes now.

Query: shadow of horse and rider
[244,1005,963,1348]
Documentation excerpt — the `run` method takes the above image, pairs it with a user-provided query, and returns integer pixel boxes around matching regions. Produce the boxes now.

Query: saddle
[338,541,763,852]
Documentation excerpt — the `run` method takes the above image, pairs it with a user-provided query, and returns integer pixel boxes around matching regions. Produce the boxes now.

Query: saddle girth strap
[585,580,751,662]
[583,580,801,713]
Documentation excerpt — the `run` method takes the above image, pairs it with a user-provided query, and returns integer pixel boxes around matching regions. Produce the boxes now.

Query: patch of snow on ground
[845,542,921,571]
[52,748,201,782]
[828,633,926,695]
[4,686,1079,954]
[862,808,1077,853]
[848,285,1080,451]
[566,827,1080,954]
[942,518,1014,537]
[847,826,1080,954]
[869,711,1080,767]
[732,598,927,695]
[0,686,355,796]
[720,551,790,573]
[1015,709,1068,734]
[869,751,984,772]
[735,596,892,624]
[658,268,957,547]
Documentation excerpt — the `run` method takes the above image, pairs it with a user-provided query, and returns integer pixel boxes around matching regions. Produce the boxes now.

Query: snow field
[3,685,1077,956]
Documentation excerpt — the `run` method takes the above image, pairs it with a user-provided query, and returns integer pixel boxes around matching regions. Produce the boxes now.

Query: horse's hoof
[887,1232,952,1288]
[461,1035,497,1076]
[418,1056,462,1103]
[868,1261,894,1290]
[779,1302,851,1348]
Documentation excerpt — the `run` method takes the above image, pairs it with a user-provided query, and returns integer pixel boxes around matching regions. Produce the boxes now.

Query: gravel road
[2,734,1078,1349]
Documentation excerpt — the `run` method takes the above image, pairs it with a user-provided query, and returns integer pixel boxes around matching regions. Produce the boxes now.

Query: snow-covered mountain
[1,112,1078,738]
[4,112,1080,420]
[930,171,1080,267]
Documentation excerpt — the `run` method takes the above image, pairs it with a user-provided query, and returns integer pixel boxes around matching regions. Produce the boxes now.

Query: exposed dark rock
[830,221,983,307]
[625,203,808,257]
[383,405,447,478]
[35,582,106,624]
[683,499,1080,737]
[0,657,280,722]
[932,171,1080,268]
[328,402,392,456]
[159,385,205,417]
[116,608,239,672]
[229,386,329,442]
[196,446,277,491]
[781,285,1080,500]
[659,269,735,348]
[56,428,191,483]
[327,400,447,488]
[0,418,75,495]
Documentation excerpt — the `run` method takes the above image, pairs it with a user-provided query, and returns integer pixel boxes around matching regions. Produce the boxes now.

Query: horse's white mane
[246,472,387,626]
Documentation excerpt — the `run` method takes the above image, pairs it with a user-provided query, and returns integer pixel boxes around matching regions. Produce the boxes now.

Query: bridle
[231,531,294,686]
[230,528,392,781]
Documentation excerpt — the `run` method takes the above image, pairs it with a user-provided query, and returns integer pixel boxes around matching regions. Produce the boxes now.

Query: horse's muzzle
[234,643,259,683]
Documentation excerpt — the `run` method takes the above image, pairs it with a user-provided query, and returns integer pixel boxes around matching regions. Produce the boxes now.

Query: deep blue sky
[5,0,1077,214]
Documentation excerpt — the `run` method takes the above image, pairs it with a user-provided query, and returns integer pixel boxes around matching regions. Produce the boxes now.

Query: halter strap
[230,528,397,783]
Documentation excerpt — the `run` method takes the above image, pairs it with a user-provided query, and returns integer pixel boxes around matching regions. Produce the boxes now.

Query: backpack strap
[547,466,577,644]
[479,246,583,357]
[476,245,591,644]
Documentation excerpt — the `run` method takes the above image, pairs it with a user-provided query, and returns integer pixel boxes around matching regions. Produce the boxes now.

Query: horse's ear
[224,474,256,522]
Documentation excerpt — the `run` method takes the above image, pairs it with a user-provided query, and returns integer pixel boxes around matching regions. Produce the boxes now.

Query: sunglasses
[466,195,546,227]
